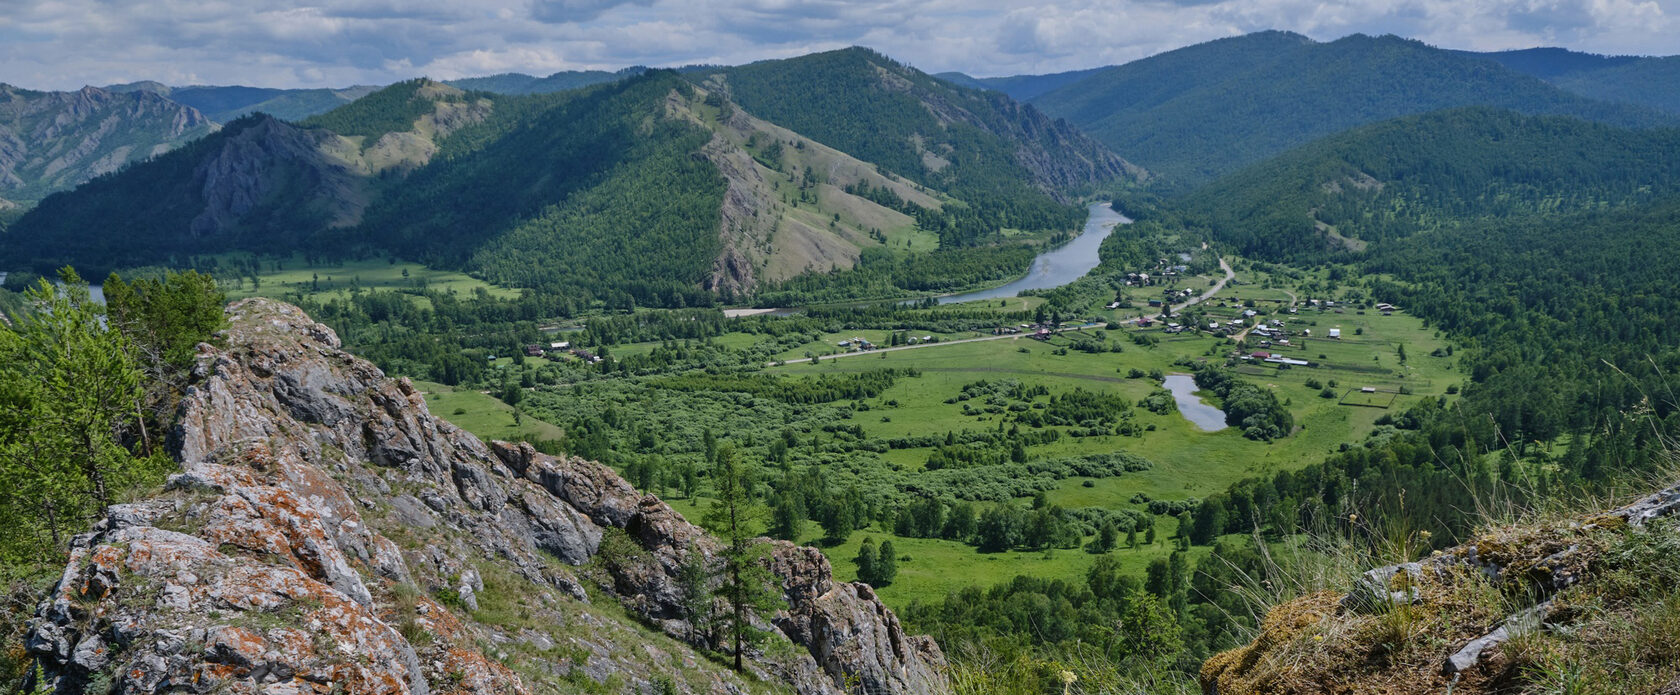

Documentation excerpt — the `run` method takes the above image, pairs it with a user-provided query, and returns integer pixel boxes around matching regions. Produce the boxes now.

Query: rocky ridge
[26,298,947,694]
[0,83,218,204]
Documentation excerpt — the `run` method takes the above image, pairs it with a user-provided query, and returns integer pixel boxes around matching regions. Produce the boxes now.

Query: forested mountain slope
[4,80,495,272]
[1025,32,1674,186]
[1179,108,1680,258]
[703,47,1143,245]
[0,83,218,205]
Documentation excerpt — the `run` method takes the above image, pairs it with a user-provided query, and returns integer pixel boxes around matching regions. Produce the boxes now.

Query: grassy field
[411,247,1464,614]
[667,493,1210,608]
[221,255,521,304]
[413,380,565,443]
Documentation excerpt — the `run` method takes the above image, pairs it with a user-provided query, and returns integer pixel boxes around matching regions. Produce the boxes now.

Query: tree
[1145,522,1157,546]
[676,543,714,646]
[1126,526,1139,549]
[1088,521,1118,554]
[702,446,784,672]
[1191,498,1228,546]
[854,537,878,585]
[875,540,898,586]
[769,490,806,541]
[0,270,168,562]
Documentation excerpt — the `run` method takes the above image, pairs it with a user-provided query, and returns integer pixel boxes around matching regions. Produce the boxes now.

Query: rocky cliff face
[0,84,218,205]
[25,298,947,694]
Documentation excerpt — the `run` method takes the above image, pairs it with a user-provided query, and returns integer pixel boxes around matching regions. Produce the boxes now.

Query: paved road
[770,255,1236,367]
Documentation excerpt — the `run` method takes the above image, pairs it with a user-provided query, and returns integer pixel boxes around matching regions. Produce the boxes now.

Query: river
[937,202,1131,305]
[1162,373,1228,432]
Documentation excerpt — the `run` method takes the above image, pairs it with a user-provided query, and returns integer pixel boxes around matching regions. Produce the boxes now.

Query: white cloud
[0,0,1673,89]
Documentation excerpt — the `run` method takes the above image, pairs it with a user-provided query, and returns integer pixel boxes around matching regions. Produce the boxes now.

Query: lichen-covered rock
[26,298,946,694]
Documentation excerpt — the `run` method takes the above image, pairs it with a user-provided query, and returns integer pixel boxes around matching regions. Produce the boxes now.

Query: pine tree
[769,490,806,541]
[702,446,784,672]
[854,537,878,585]
[875,540,898,586]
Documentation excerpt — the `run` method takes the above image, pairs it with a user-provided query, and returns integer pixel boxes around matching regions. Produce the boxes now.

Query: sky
[1,0,1676,90]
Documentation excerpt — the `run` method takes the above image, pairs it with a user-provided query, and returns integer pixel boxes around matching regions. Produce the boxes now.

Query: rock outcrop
[26,298,947,694]
[1201,481,1680,695]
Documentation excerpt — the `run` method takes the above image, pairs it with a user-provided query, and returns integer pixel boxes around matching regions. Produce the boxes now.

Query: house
[1328,328,1342,339]
[1148,299,1163,307]
[523,345,544,357]
[1033,328,1052,340]
[1361,387,1377,393]
[1302,329,1311,337]
[1107,301,1123,309]
[1137,318,1154,327]
[1243,309,1258,317]
[838,340,852,347]
[549,341,570,350]
[1208,322,1220,330]
[1251,351,1272,359]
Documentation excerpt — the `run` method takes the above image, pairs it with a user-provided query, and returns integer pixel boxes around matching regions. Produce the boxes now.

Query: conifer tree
[702,446,784,672]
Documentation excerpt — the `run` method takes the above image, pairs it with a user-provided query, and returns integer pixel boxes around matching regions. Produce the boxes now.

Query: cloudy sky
[2,0,1676,90]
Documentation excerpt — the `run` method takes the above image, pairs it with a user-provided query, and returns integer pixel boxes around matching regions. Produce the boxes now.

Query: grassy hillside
[1028,32,1674,187]
[1180,108,1680,258]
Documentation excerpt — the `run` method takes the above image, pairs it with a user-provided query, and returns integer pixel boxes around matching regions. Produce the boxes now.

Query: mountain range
[0,83,218,208]
[5,33,1680,302]
[4,51,1138,308]
[952,32,1679,187]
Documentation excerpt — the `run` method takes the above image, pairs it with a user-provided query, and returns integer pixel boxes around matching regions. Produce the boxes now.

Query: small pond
[1162,373,1228,432]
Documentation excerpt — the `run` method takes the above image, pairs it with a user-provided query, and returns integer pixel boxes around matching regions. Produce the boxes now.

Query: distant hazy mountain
[1024,31,1674,187]
[106,81,379,123]
[1180,107,1680,258]
[934,67,1107,102]
[0,83,218,205]
[7,80,493,271]
[445,67,646,95]
[1467,48,1680,115]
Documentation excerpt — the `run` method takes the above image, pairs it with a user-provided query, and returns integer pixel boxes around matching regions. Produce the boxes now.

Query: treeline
[652,369,913,405]
[753,245,1039,306]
